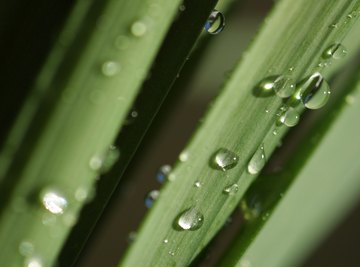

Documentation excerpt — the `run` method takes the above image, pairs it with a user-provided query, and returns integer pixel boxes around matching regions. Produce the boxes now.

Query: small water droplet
[124,108,139,125]
[265,109,269,113]
[101,145,120,173]
[41,189,67,215]
[330,23,338,28]
[278,106,300,127]
[296,72,331,109]
[272,128,278,135]
[212,148,239,171]
[179,4,186,11]
[194,181,202,188]
[323,43,347,59]
[241,195,262,220]
[145,190,159,208]
[163,239,169,244]
[101,61,120,77]
[179,151,189,162]
[89,154,103,171]
[223,184,239,195]
[156,165,172,183]
[247,144,266,175]
[19,241,34,257]
[272,75,296,98]
[204,10,225,34]
[176,207,204,230]
[24,257,42,267]
[168,250,176,256]
[288,66,294,72]
[131,21,147,37]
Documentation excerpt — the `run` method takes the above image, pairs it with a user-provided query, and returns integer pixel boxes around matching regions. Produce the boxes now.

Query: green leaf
[120,0,360,266]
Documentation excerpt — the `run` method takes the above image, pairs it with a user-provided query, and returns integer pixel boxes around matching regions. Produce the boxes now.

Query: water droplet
[204,10,225,34]
[194,181,202,188]
[223,184,239,195]
[101,145,120,173]
[241,195,262,220]
[89,154,103,171]
[323,43,347,59]
[272,75,296,98]
[168,250,176,256]
[247,144,266,175]
[278,106,300,127]
[131,21,147,37]
[41,190,67,215]
[179,151,189,162]
[179,4,186,11]
[24,257,42,267]
[114,35,130,50]
[296,72,331,109]
[176,207,204,230]
[19,241,34,257]
[101,61,120,77]
[272,128,278,135]
[156,165,172,183]
[144,190,159,208]
[163,239,169,244]
[212,148,239,171]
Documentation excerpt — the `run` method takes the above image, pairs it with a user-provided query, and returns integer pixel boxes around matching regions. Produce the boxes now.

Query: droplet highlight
[212,148,239,171]
[247,144,266,175]
[204,10,225,34]
[223,184,239,195]
[101,61,120,77]
[25,258,42,267]
[145,190,159,208]
[131,21,147,37]
[323,43,347,59]
[176,207,204,231]
[41,189,67,215]
[278,106,300,127]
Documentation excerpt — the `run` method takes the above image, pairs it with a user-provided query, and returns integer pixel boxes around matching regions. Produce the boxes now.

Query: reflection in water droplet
[101,61,120,77]
[272,75,296,98]
[223,184,239,195]
[131,21,147,37]
[323,43,347,59]
[204,10,225,34]
[156,165,172,183]
[295,72,331,109]
[41,190,67,215]
[194,181,202,188]
[176,207,204,230]
[19,241,34,257]
[247,144,266,175]
[212,148,239,171]
[145,190,159,208]
[278,106,300,127]
[163,239,169,244]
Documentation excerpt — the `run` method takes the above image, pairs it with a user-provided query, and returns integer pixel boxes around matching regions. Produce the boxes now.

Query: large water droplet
[247,144,266,175]
[278,106,300,127]
[131,21,147,37]
[212,148,239,171]
[101,61,120,77]
[204,10,225,34]
[323,43,347,59]
[296,72,331,109]
[223,184,239,195]
[156,165,172,183]
[272,75,296,98]
[144,190,159,208]
[41,189,67,215]
[176,207,204,230]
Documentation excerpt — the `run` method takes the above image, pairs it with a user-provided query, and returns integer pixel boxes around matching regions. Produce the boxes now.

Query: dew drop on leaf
[322,43,347,59]
[40,189,67,215]
[212,148,239,171]
[144,190,160,208]
[272,75,296,98]
[131,21,147,37]
[176,207,204,230]
[296,72,331,109]
[101,61,120,77]
[223,184,239,195]
[24,257,42,267]
[247,144,266,175]
[204,10,225,34]
[156,165,172,183]
[278,106,300,127]
[194,181,202,188]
